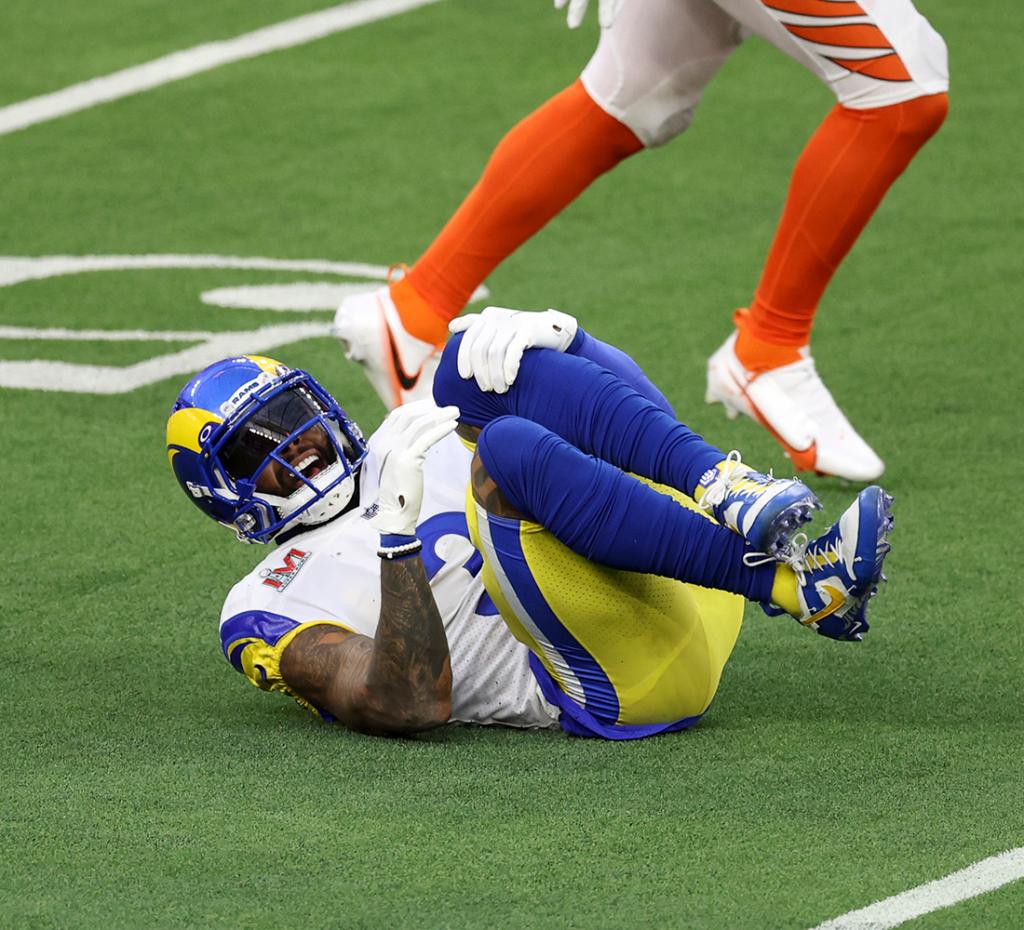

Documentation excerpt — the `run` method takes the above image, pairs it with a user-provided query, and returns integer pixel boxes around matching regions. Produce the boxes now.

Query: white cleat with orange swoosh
[705,331,884,482]
[333,284,442,410]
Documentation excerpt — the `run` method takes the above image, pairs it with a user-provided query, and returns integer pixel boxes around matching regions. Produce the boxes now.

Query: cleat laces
[698,450,744,512]
[786,529,855,587]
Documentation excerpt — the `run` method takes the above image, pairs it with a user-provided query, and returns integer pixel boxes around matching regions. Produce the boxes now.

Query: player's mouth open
[292,452,323,480]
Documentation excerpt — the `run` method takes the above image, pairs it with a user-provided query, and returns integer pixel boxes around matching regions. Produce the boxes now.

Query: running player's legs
[464,439,744,739]
[710,0,949,342]
[704,0,949,479]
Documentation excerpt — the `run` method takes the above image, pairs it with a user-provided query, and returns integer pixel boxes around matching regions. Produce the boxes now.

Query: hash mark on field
[809,845,1024,930]
[0,0,443,137]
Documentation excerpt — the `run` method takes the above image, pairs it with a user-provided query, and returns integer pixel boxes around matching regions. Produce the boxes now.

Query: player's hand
[368,400,459,537]
[554,0,622,30]
[448,306,578,394]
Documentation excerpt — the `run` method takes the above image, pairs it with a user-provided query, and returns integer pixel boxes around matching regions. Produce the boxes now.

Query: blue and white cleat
[814,584,878,642]
[697,451,821,559]
[763,485,894,641]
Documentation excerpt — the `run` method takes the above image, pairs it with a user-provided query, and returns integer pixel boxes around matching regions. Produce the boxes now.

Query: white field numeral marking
[0,254,488,394]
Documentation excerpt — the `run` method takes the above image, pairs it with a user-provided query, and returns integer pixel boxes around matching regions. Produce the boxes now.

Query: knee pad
[579,2,742,147]
[583,74,699,148]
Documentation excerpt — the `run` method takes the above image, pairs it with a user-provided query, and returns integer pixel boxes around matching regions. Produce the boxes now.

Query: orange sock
[741,92,949,365]
[734,308,804,373]
[388,273,448,345]
[395,79,643,340]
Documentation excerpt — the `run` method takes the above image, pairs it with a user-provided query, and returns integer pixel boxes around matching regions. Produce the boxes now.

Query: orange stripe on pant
[829,54,913,82]
[783,22,892,49]
[762,0,866,16]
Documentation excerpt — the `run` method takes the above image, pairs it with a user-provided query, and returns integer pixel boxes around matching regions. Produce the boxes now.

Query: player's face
[254,423,337,496]
[220,384,342,497]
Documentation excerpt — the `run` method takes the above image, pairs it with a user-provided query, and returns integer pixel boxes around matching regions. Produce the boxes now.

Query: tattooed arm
[279,401,460,736]
[280,555,452,736]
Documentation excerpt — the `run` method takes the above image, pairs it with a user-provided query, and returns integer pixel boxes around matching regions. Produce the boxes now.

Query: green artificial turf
[1,1,1021,928]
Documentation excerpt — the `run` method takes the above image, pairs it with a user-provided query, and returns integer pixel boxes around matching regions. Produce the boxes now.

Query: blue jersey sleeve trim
[219,611,349,723]
[220,610,302,671]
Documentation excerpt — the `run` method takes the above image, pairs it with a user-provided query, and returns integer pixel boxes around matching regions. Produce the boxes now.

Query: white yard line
[0,326,219,342]
[809,847,1024,930]
[0,254,393,287]
[0,0,442,137]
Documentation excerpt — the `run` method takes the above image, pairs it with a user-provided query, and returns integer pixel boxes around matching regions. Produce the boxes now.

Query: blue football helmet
[167,355,368,544]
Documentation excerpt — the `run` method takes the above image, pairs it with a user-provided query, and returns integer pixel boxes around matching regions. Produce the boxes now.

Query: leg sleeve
[405,81,643,318]
[476,416,775,603]
[434,334,724,498]
[566,327,674,416]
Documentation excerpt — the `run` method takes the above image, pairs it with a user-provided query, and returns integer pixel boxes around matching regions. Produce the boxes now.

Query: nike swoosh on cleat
[383,309,424,393]
[802,583,846,625]
[726,368,818,472]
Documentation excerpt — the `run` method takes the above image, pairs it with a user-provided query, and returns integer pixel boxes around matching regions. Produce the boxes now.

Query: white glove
[554,0,622,30]
[448,306,579,394]
[368,400,460,537]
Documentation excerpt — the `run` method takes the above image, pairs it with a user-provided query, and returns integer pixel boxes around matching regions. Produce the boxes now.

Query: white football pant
[581,0,949,147]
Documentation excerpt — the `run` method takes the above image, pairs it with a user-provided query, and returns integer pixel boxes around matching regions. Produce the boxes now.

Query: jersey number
[417,512,499,616]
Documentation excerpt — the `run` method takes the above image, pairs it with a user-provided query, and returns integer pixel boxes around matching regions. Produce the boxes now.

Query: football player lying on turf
[167,309,892,738]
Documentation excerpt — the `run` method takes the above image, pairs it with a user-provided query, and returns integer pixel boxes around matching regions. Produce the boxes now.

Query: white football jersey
[219,429,559,730]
